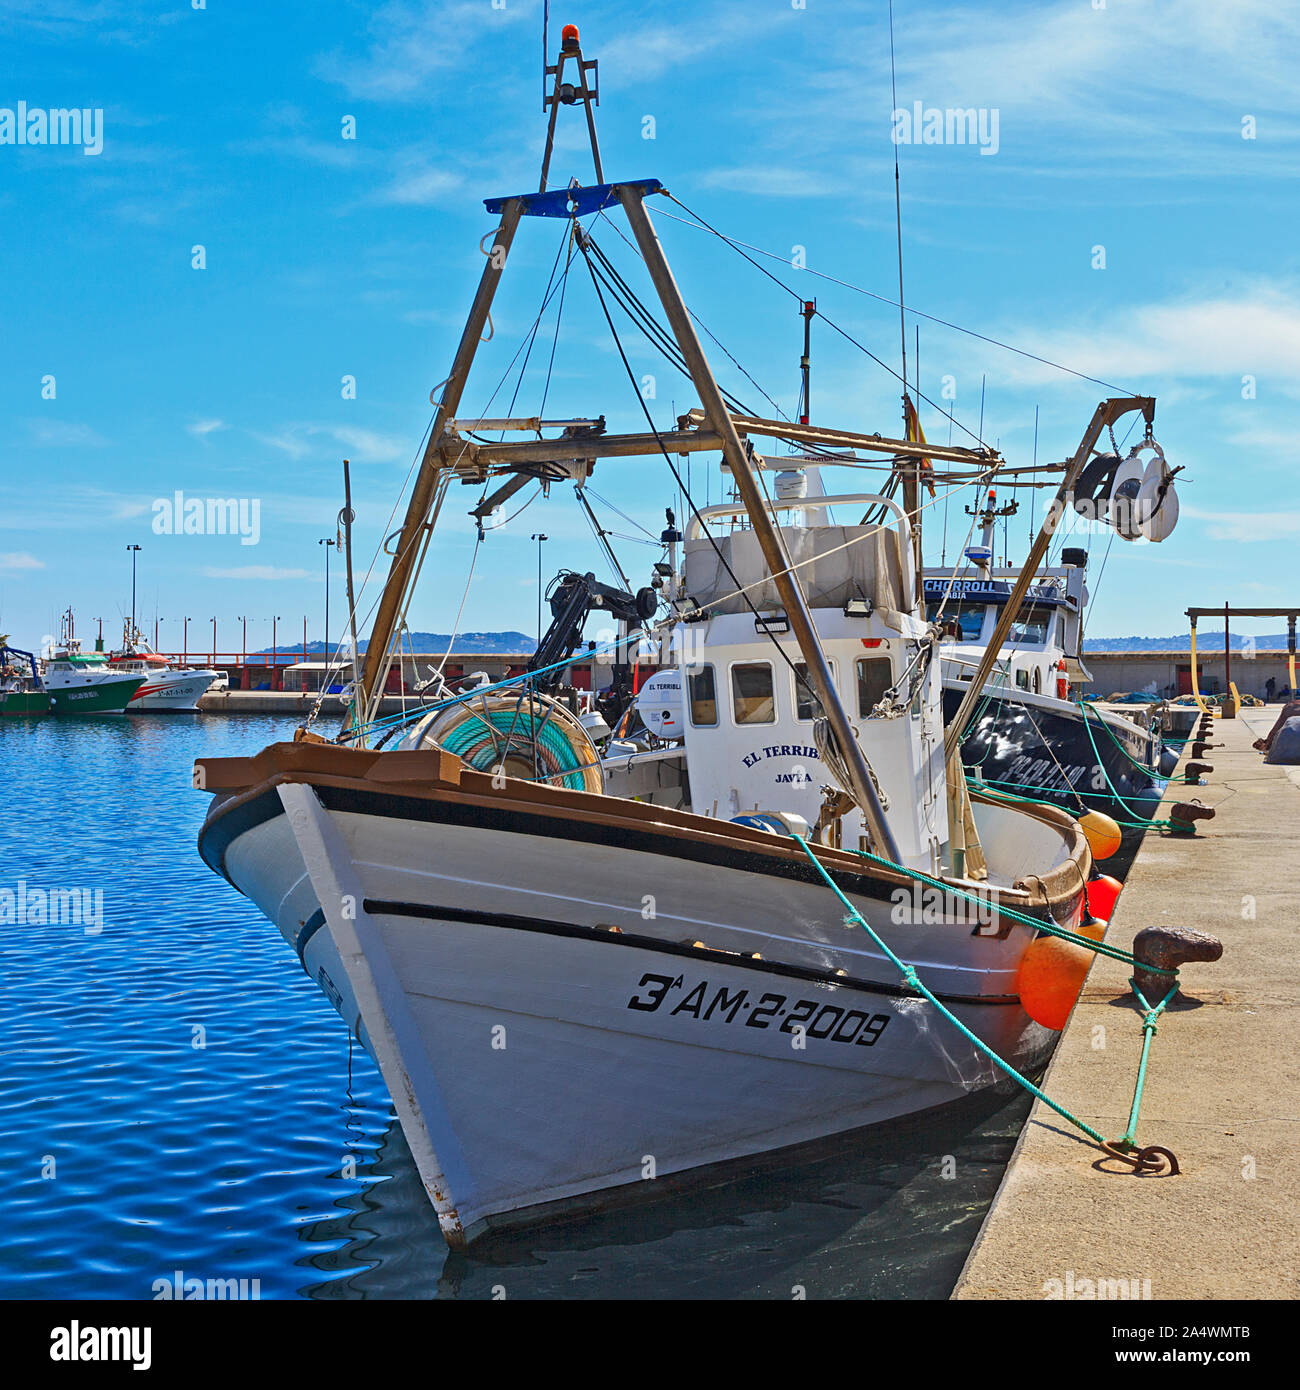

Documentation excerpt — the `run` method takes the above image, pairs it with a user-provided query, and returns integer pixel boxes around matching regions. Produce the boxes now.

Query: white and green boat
[43,610,145,715]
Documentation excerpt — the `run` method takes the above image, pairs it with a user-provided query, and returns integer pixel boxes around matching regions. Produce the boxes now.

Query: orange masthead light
[562,24,581,45]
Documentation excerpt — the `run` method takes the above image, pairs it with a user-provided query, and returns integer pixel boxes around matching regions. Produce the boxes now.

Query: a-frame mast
[355,28,901,857]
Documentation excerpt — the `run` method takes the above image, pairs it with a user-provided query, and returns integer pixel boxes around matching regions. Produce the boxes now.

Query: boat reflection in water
[295,1076,1037,1300]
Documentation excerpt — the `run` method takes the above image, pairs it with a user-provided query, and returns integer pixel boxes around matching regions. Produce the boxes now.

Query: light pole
[531,533,548,651]
[183,616,191,666]
[155,617,162,650]
[272,615,282,689]
[211,617,217,664]
[318,538,336,650]
[126,544,142,638]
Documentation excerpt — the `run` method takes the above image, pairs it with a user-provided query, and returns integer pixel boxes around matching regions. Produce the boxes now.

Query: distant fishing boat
[0,642,51,717]
[194,28,1179,1248]
[108,625,220,712]
[43,609,144,715]
[924,522,1177,875]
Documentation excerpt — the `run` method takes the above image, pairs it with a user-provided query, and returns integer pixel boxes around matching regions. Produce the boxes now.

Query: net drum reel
[1069,452,1122,526]
[396,691,605,793]
[1134,440,1180,542]
[1069,438,1180,543]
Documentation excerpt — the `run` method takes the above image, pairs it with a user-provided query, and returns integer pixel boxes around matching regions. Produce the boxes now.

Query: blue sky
[2,0,1297,658]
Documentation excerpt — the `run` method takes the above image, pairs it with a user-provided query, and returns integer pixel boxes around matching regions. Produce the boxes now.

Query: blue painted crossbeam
[484,178,663,219]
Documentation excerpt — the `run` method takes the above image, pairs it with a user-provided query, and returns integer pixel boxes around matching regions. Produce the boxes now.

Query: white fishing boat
[108,627,220,712]
[194,29,1170,1248]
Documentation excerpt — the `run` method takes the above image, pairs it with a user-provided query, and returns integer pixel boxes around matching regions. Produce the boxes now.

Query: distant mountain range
[259,630,1290,656]
[256,630,538,656]
[1085,634,1292,653]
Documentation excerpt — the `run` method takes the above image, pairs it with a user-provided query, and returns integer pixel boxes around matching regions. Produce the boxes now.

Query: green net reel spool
[398,694,604,794]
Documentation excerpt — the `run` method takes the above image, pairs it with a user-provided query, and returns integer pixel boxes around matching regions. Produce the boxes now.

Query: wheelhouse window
[731,662,775,725]
[687,664,718,727]
[856,657,893,718]
[926,598,986,642]
[793,660,836,721]
[1008,605,1053,647]
[1015,668,1030,690]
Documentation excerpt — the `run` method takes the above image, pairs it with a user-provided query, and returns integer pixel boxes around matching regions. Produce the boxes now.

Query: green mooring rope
[841,839,1173,974]
[792,835,1178,1156]
[1078,698,1169,779]
[1117,981,1179,1149]
[1075,701,1171,825]
[967,774,1179,833]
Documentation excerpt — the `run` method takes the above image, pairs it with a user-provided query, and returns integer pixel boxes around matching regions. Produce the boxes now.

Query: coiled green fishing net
[438,707,591,791]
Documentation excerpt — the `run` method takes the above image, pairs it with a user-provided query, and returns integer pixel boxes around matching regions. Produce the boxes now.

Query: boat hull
[127,670,219,711]
[0,690,52,716]
[200,761,1075,1246]
[945,684,1165,877]
[48,675,144,715]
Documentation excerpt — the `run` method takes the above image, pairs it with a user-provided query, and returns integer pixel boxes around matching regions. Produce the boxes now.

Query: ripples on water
[0,714,1034,1300]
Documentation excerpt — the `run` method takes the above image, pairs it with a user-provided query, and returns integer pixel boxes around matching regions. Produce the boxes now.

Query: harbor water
[2,714,1036,1300]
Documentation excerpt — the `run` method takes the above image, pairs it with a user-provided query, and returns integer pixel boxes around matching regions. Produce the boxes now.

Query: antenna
[799,299,816,425]
[888,0,907,408]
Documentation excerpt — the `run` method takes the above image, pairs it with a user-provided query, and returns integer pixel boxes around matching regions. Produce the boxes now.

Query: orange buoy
[1086,873,1122,922]
[1078,810,1122,861]
[1017,933,1095,1030]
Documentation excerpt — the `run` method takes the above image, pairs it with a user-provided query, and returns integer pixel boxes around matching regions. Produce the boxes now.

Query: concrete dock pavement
[954,707,1300,1300]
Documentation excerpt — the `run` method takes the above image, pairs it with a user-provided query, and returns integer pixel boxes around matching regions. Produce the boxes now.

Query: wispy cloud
[24,419,108,447]
[942,283,1300,390]
[698,165,845,199]
[202,565,314,581]
[599,4,797,85]
[0,552,44,571]
[1182,506,1300,543]
[250,423,407,464]
[314,0,529,101]
[372,158,463,207]
[187,418,227,438]
[716,0,1300,185]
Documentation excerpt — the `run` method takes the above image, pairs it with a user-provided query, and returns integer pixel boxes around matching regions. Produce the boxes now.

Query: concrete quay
[954,707,1300,1300]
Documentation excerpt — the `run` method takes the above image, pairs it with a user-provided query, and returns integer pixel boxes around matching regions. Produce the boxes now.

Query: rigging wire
[581,483,660,541]
[594,210,794,426]
[576,231,819,700]
[430,530,484,681]
[652,199,1138,397]
[539,223,576,417]
[499,220,574,429]
[666,189,992,449]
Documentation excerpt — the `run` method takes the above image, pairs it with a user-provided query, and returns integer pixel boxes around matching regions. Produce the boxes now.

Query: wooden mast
[620,184,901,860]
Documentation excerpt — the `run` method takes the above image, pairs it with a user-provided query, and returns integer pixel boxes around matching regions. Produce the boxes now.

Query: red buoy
[1086,874,1122,922]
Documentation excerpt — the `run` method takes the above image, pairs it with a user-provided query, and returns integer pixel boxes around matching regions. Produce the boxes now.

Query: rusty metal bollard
[1132,925,1223,1002]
